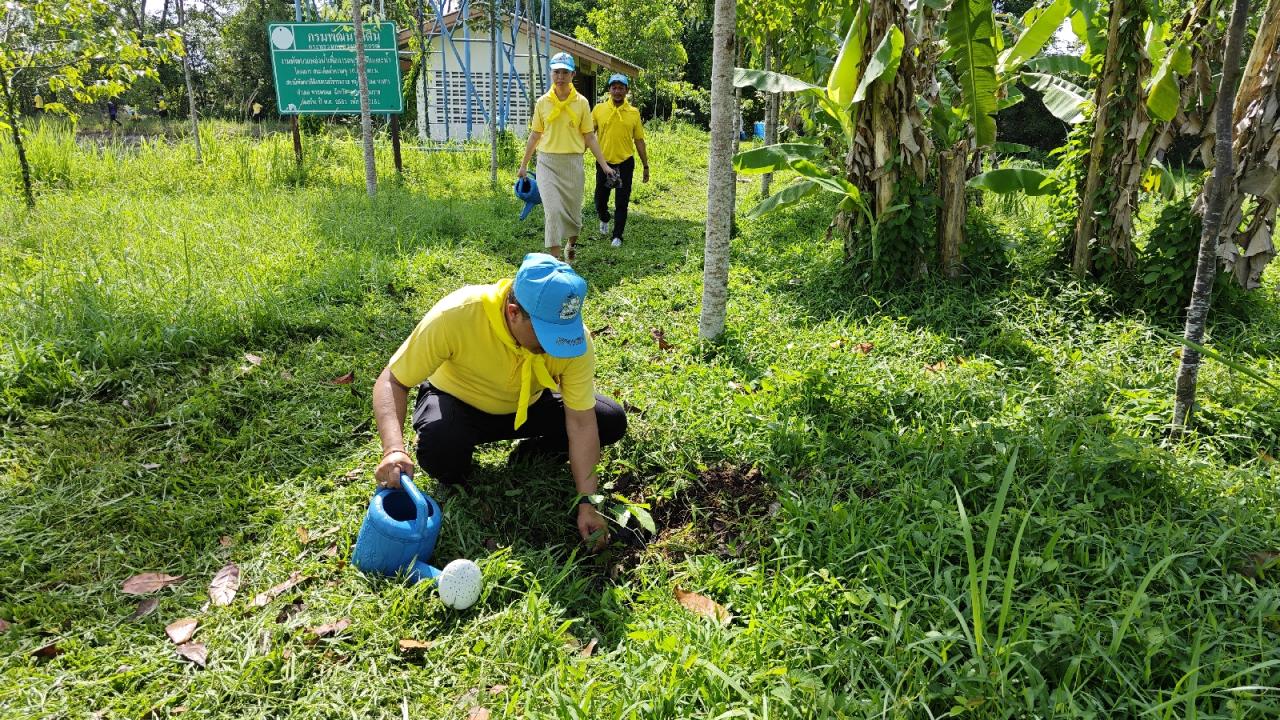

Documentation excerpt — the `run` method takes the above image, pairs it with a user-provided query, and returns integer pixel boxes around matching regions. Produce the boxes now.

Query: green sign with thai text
[269,22,403,114]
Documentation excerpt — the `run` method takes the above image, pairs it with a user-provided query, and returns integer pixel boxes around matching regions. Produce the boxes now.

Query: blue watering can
[352,473,442,582]
[514,173,541,221]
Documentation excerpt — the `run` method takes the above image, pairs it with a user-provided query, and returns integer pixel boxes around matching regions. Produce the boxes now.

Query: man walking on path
[106,99,121,127]
[591,74,649,248]
[518,52,617,263]
[372,253,627,551]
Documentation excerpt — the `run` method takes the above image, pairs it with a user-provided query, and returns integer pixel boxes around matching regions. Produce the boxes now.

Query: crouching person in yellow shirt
[371,253,626,551]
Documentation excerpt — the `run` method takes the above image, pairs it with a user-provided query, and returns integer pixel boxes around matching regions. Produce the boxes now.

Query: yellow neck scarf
[485,280,558,430]
[544,86,580,127]
[602,98,631,134]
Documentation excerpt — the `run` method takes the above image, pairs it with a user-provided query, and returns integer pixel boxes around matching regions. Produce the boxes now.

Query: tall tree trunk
[0,68,35,208]
[160,0,169,30]
[489,0,498,186]
[938,139,967,278]
[760,36,776,199]
[138,0,147,35]
[354,0,378,197]
[698,0,736,341]
[415,0,429,141]
[176,0,202,163]
[1212,0,1279,288]
[1172,0,1250,431]
[1072,0,1146,276]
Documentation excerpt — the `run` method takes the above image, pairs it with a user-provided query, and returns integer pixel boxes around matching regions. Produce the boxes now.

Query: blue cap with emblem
[607,73,629,87]
[549,52,575,72]
[513,253,588,358]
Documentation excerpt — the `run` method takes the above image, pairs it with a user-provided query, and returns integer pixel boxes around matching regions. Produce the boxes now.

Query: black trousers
[594,155,636,240]
[412,384,627,485]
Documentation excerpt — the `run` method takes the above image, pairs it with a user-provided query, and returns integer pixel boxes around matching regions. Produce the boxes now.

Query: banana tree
[970,0,1222,279]
[931,0,1077,276]
[732,0,922,269]
[1209,0,1279,288]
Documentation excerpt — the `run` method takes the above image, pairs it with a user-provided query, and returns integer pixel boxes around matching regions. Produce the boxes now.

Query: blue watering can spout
[514,172,541,221]
[352,473,443,583]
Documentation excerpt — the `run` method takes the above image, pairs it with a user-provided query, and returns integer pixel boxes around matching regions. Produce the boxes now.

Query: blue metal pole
[463,0,473,139]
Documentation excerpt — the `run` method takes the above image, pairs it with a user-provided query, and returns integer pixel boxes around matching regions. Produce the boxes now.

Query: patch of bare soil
[603,465,775,576]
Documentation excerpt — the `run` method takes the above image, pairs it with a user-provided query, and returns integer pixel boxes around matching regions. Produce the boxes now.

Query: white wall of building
[419,22,544,141]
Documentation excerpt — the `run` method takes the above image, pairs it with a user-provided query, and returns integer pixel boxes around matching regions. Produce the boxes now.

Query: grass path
[1,120,1279,718]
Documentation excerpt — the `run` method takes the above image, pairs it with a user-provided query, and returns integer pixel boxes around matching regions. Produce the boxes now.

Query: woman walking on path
[518,53,617,263]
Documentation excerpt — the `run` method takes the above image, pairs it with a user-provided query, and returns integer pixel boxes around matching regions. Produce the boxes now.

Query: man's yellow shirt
[388,280,596,416]
[591,100,645,165]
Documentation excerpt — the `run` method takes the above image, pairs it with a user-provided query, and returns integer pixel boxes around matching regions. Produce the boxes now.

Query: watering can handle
[399,472,430,538]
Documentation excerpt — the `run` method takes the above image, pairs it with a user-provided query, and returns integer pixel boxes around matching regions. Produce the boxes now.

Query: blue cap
[607,73,629,87]
[513,253,588,358]
[513,173,541,221]
[549,52,575,72]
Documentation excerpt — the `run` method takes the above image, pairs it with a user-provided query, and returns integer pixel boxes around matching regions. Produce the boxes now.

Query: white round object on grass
[436,559,483,610]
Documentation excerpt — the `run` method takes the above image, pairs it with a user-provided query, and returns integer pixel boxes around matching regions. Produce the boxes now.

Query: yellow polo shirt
[388,280,596,420]
[531,88,594,154]
[591,100,644,164]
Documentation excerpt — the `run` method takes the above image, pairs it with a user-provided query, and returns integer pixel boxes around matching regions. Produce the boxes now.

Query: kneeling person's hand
[376,450,414,490]
[577,503,609,552]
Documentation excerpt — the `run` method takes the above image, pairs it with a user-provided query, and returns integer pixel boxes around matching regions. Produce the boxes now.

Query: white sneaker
[611,237,622,248]
[598,220,609,236]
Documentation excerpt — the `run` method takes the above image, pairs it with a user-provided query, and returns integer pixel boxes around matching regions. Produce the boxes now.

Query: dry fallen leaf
[321,543,338,559]
[924,361,947,374]
[675,586,732,626]
[32,642,62,659]
[122,573,185,595]
[175,642,207,668]
[854,342,874,355]
[343,469,364,482]
[218,536,233,548]
[398,638,432,655]
[651,328,674,351]
[166,617,198,644]
[129,598,160,621]
[467,708,491,720]
[309,618,351,638]
[244,353,262,366]
[173,706,189,715]
[250,571,308,608]
[488,684,508,695]
[208,563,240,607]
[296,527,311,545]
[829,338,844,349]
[312,526,340,541]
[275,599,305,624]
[1260,451,1277,464]
[141,463,161,471]
[0,618,11,633]
[331,371,355,385]
[579,638,598,658]
[280,369,294,380]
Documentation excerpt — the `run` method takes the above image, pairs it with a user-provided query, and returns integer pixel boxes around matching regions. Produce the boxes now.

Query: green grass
[2,119,1279,718]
